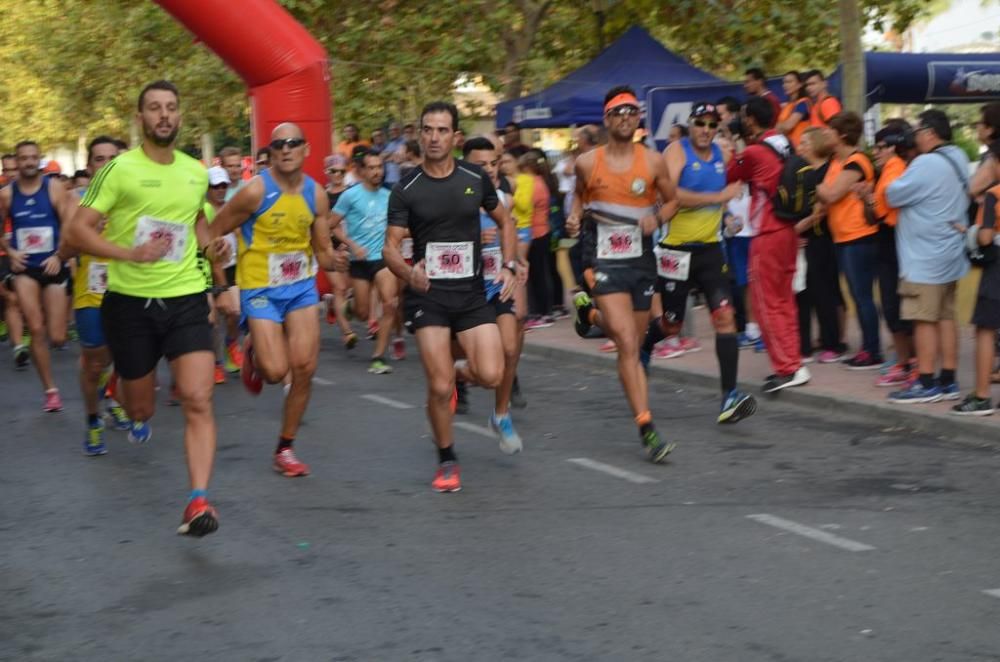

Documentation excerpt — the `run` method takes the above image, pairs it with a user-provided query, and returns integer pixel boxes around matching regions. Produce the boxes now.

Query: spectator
[803,70,842,128]
[402,123,416,141]
[337,123,368,158]
[369,128,387,155]
[498,150,518,193]
[515,150,554,327]
[970,102,1000,201]
[775,71,811,147]
[727,96,810,392]
[816,111,881,369]
[72,169,90,193]
[382,122,406,187]
[952,139,1000,416]
[743,67,781,126]
[886,109,970,404]
[667,124,688,144]
[503,121,528,157]
[254,146,270,174]
[398,139,421,179]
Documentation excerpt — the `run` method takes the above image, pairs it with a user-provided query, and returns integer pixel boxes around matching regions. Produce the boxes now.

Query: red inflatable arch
[154,0,331,181]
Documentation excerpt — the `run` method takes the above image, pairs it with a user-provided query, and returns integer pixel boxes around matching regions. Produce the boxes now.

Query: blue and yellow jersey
[664,138,726,245]
[236,170,318,290]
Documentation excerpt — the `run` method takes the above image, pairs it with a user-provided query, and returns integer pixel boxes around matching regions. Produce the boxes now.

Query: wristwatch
[502,261,517,273]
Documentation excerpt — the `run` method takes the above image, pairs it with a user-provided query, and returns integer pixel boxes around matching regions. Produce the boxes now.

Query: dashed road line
[565,458,660,484]
[746,514,876,552]
[454,421,494,438]
[361,394,416,410]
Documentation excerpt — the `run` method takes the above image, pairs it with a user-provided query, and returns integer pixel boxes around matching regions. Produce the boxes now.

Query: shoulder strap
[928,148,969,190]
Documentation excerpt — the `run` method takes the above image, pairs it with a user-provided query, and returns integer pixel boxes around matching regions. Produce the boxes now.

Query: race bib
[267,251,310,286]
[425,241,474,279]
[401,238,414,260]
[481,246,502,280]
[655,247,691,281]
[596,224,641,260]
[134,216,188,262]
[16,226,54,254]
[87,261,109,294]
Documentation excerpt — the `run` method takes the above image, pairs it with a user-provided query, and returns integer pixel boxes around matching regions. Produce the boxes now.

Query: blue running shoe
[753,338,767,353]
[738,332,758,349]
[83,424,107,456]
[888,381,943,404]
[718,389,757,424]
[489,412,523,455]
[127,421,152,445]
[105,402,131,431]
[939,381,961,401]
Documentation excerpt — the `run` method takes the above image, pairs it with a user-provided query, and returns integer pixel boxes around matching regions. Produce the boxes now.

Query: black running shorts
[657,243,733,323]
[403,286,496,334]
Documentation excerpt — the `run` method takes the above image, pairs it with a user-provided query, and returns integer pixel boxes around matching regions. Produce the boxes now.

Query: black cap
[689,102,721,121]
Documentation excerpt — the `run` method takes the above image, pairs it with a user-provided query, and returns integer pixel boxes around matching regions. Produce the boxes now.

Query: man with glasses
[210,123,343,478]
[254,147,270,174]
[566,85,679,463]
[640,102,755,424]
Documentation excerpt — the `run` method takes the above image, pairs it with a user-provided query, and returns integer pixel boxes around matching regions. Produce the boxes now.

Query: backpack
[762,142,820,222]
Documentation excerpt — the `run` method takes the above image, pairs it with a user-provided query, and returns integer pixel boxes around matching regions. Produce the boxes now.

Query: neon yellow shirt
[80,148,208,298]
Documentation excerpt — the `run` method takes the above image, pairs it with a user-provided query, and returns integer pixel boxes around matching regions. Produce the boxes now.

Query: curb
[523,341,1000,448]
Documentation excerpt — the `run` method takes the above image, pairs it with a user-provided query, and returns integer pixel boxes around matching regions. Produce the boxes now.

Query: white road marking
[454,421,494,438]
[565,458,659,485]
[360,394,415,410]
[746,514,876,552]
[983,589,1000,599]
[312,377,335,386]
[518,352,542,362]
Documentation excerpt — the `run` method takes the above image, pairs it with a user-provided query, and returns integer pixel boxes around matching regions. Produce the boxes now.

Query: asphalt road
[3,326,1000,662]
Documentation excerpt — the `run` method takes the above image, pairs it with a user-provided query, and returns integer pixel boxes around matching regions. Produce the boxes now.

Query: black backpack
[762,142,821,222]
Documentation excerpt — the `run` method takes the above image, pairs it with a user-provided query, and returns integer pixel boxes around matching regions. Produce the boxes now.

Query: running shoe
[225,341,243,373]
[843,351,883,370]
[753,338,767,353]
[737,332,759,349]
[67,325,79,343]
[653,339,685,360]
[105,402,131,431]
[455,381,470,415]
[510,377,527,409]
[678,337,702,353]
[940,381,962,401]
[127,421,152,445]
[801,354,815,364]
[391,337,406,361]
[888,381,942,404]
[599,340,617,353]
[875,364,912,388]
[177,497,219,537]
[0,320,7,343]
[550,306,571,320]
[762,366,811,393]
[214,363,226,385]
[368,358,393,374]
[878,356,898,375]
[343,332,359,350]
[817,350,845,364]
[718,389,757,424]
[240,336,263,396]
[13,344,29,370]
[43,389,63,413]
[950,394,994,416]
[367,320,379,340]
[489,412,523,455]
[642,428,676,464]
[83,423,107,456]
[274,448,310,477]
[573,292,594,337]
[431,461,462,492]
[524,317,553,331]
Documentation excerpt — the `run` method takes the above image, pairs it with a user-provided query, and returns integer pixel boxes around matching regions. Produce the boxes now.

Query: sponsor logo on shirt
[140,180,162,188]
[464,187,475,195]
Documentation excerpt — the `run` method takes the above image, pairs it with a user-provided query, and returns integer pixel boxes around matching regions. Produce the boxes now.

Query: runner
[640,102,757,424]
[65,80,229,536]
[0,140,76,411]
[203,166,237,384]
[209,122,343,478]
[464,135,527,452]
[65,136,132,455]
[320,154,358,345]
[329,148,397,374]
[382,101,518,492]
[566,86,679,463]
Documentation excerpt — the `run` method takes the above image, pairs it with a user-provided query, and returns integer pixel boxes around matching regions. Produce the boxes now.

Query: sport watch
[502,261,517,273]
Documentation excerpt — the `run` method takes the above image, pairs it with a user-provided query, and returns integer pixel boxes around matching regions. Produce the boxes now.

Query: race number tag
[481,246,502,280]
[596,224,641,260]
[401,238,414,260]
[425,241,474,279]
[654,247,691,281]
[16,226,54,254]
[87,261,109,294]
[134,216,188,262]
[267,251,310,286]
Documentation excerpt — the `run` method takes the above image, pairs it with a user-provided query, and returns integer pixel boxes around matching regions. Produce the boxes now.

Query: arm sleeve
[387,184,409,228]
[983,193,998,230]
[78,160,120,214]
[481,170,499,212]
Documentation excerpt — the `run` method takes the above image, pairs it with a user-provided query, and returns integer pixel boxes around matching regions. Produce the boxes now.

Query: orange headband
[604,93,639,114]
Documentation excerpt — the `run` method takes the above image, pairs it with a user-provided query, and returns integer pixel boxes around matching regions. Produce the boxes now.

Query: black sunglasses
[269,138,306,150]
[606,106,639,118]
[692,119,719,129]
[326,168,346,175]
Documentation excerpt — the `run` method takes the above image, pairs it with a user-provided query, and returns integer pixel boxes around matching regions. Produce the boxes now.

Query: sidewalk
[521,306,1000,443]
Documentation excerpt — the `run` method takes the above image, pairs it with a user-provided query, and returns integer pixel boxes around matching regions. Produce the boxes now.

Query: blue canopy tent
[494,26,722,128]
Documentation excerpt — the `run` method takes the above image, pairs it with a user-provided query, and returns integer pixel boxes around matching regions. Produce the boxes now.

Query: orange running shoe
[274,448,310,477]
[177,497,219,537]
[431,462,462,492]
[214,364,225,385]
[225,341,243,373]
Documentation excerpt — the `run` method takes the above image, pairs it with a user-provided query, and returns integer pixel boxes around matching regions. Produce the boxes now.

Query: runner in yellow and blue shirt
[209,122,344,480]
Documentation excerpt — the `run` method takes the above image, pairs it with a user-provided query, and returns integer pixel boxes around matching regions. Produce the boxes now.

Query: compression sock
[717,333,739,394]
[919,373,935,389]
[635,410,655,436]
[938,368,956,387]
[87,413,100,427]
[642,318,667,354]
[276,436,294,453]
[437,445,457,464]
[189,489,207,502]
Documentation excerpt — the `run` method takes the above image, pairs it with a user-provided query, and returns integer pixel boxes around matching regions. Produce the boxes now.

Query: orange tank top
[584,143,657,221]
[825,151,876,244]
[777,100,810,148]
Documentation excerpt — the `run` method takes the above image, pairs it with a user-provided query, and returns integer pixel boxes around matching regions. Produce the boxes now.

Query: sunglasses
[209,183,229,190]
[874,143,890,151]
[607,106,639,118]
[692,119,719,129]
[326,168,346,175]
[269,138,306,150]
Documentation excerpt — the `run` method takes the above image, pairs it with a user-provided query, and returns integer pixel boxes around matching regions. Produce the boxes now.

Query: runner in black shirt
[384,101,518,493]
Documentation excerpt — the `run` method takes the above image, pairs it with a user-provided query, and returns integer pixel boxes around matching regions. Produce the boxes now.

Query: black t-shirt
[388,159,499,292]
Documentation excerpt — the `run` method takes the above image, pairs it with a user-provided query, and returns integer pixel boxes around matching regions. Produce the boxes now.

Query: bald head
[271,122,304,141]
[268,121,309,176]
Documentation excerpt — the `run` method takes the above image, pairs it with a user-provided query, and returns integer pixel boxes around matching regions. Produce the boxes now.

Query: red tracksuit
[727,132,801,377]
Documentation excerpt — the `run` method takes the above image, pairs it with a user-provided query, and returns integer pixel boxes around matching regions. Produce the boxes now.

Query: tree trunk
[500,0,554,101]
[839,0,865,115]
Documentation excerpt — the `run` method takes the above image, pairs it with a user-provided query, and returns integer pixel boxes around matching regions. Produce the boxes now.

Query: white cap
[207,166,229,187]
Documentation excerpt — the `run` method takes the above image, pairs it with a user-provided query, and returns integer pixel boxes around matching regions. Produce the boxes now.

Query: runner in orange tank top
[565,85,679,464]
